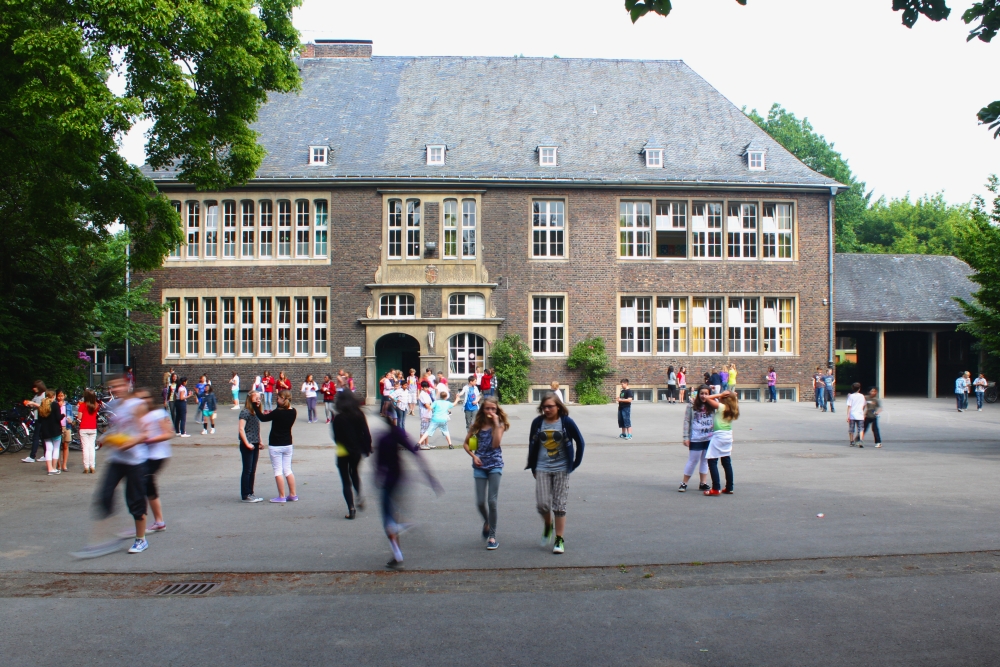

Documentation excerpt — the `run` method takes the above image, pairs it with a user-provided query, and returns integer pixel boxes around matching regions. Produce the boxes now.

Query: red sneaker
[722,489,734,495]
[703,489,721,496]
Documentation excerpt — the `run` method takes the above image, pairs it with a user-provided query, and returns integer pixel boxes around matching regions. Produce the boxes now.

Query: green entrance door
[375,333,421,396]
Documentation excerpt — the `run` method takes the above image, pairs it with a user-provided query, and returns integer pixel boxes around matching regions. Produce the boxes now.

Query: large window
[443,200,458,258]
[655,201,687,258]
[380,294,415,318]
[691,202,722,258]
[295,297,309,355]
[728,298,759,353]
[259,200,273,257]
[449,333,485,377]
[223,201,237,258]
[259,297,273,355]
[240,298,254,355]
[186,298,199,355]
[167,299,180,355]
[532,296,564,354]
[169,202,182,258]
[620,202,651,257]
[620,296,652,353]
[277,297,291,355]
[203,298,217,355]
[763,298,794,353]
[314,200,328,257]
[277,200,292,257]
[462,200,476,258]
[388,200,403,259]
[204,204,218,257]
[406,199,421,258]
[296,200,310,256]
[186,203,200,258]
[222,297,236,355]
[313,297,327,354]
[656,297,687,353]
[763,203,793,259]
[532,200,565,257]
[691,297,723,353]
[449,294,485,318]
[727,203,758,259]
[241,201,255,257]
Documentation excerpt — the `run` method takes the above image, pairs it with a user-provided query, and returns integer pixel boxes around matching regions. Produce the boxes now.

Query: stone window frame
[161,287,331,363]
[380,192,484,265]
[379,293,417,319]
[529,292,568,357]
[447,292,487,319]
[529,198,569,261]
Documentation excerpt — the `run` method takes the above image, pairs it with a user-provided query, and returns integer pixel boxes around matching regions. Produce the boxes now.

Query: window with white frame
[296,200,310,256]
[186,298,199,355]
[728,298,759,353]
[763,203,793,260]
[314,200,328,257]
[380,294,415,318]
[532,200,565,257]
[691,202,723,258]
[186,203,200,258]
[204,298,217,356]
[223,202,237,258]
[443,199,458,258]
[655,201,687,258]
[426,145,445,165]
[619,202,651,257]
[763,298,794,353]
[204,204,218,257]
[620,296,652,353]
[276,297,291,355]
[462,200,476,258]
[259,200,273,257]
[532,296,564,354]
[656,297,687,353]
[748,151,765,170]
[295,297,309,355]
[539,146,557,166]
[645,148,663,168]
[169,202,182,258]
[449,293,485,318]
[258,297,273,355]
[449,333,485,377]
[691,297,723,353]
[388,200,402,259]
[727,203,758,259]
[240,298,254,355]
[167,299,180,355]
[313,297,327,354]
[277,200,292,257]
[222,297,236,355]
[241,201,255,257]
[310,146,327,165]
[406,199,421,258]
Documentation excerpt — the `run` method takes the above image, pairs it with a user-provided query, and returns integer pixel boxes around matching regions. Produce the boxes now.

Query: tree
[491,334,533,404]
[625,0,1000,136]
[0,0,301,403]
[956,175,1000,358]
[854,194,970,255]
[567,336,615,404]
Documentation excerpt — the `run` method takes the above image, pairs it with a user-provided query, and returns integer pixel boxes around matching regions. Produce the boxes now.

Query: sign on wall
[344,346,362,358]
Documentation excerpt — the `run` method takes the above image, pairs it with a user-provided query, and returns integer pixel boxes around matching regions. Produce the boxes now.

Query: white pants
[80,429,97,468]
[683,448,709,476]
[43,437,61,461]
[268,445,294,477]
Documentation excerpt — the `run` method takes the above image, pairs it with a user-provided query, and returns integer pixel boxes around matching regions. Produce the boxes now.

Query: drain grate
[155,582,221,596]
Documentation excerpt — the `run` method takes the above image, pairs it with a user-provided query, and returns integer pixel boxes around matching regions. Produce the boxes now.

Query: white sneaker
[180,434,191,438]
[210,428,215,434]
[202,429,208,435]
[21,457,35,463]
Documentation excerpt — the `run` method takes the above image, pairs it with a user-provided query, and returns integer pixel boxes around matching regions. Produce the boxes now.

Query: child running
[703,390,739,496]
[679,384,713,492]
[332,391,372,519]
[417,389,453,450]
[140,389,174,534]
[201,385,217,434]
[462,397,509,550]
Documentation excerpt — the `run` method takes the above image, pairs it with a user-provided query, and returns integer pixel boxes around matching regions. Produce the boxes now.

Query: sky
[120,0,1000,204]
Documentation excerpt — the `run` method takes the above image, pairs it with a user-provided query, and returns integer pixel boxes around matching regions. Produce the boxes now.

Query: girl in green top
[704,391,739,496]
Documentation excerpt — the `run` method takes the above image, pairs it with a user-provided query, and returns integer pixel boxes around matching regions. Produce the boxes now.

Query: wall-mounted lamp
[427,330,436,350]
[822,298,829,306]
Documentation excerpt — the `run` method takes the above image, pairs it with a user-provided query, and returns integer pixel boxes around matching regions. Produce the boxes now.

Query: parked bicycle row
[0,381,112,463]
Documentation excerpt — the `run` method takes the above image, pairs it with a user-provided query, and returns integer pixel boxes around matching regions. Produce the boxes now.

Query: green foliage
[835,360,860,391]
[491,334,533,404]
[956,175,1000,358]
[567,336,615,404]
[0,0,301,404]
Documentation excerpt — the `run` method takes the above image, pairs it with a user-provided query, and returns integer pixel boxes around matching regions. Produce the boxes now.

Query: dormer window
[645,149,663,169]
[748,151,765,170]
[539,146,558,166]
[426,144,445,166]
[309,146,327,165]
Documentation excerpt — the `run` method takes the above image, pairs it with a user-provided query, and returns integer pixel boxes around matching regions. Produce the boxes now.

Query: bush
[491,334,532,404]
[567,336,614,404]
[836,360,859,392]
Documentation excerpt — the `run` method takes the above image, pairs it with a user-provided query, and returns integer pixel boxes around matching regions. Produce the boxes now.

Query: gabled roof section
[835,253,975,324]
[145,56,843,189]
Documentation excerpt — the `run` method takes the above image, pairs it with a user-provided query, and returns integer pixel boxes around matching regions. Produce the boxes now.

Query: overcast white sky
[121,0,999,204]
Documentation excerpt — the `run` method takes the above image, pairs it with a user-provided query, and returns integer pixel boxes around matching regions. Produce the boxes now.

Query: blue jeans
[977,391,984,409]
[824,388,835,412]
[263,392,274,411]
[768,385,777,402]
[815,387,825,408]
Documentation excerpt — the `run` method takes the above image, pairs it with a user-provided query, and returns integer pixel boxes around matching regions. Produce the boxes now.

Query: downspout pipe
[828,186,837,367]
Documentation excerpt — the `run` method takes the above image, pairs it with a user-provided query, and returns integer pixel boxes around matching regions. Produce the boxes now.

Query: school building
[136,40,846,403]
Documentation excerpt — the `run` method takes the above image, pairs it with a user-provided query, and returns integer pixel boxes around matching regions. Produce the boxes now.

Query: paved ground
[2,396,998,665]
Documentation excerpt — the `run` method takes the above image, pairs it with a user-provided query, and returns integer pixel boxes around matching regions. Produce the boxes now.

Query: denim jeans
[977,391,984,409]
[768,385,777,402]
[864,417,881,444]
[815,387,825,408]
[239,443,260,499]
[707,456,733,491]
[824,389,835,412]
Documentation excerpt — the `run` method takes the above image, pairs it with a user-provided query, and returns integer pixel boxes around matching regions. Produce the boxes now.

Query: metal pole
[828,188,836,367]
[125,242,130,367]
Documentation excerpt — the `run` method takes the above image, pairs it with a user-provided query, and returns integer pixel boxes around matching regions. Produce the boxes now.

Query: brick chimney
[300,39,372,59]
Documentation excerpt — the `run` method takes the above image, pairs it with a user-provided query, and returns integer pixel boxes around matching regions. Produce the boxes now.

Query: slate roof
[835,254,976,324]
[145,56,841,189]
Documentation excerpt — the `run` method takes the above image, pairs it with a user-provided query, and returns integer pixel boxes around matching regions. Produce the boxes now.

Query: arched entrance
[375,333,421,394]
